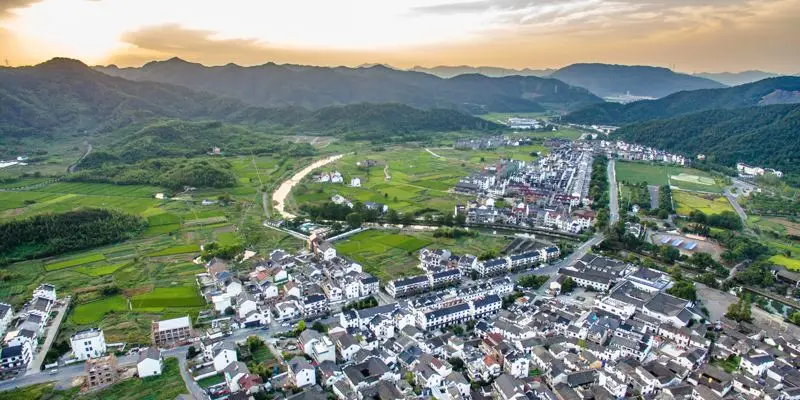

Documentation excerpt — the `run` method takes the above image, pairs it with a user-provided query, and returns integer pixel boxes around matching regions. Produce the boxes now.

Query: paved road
[67,143,92,173]
[724,187,748,225]
[27,299,70,374]
[607,159,620,225]
[648,185,660,210]
[527,233,604,295]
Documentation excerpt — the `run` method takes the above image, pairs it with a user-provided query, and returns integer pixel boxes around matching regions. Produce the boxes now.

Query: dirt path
[272,154,345,219]
[425,148,444,159]
[384,163,391,181]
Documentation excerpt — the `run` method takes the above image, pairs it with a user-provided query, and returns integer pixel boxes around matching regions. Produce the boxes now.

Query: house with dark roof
[288,356,316,388]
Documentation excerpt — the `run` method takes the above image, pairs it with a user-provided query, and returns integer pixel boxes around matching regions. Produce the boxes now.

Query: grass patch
[147,245,200,257]
[70,296,128,325]
[131,286,204,309]
[769,255,800,271]
[673,191,734,216]
[74,262,129,276]
[84,358,187,400]
[615,161,724,193]
[196,374,226,389]
[45,253,106,271]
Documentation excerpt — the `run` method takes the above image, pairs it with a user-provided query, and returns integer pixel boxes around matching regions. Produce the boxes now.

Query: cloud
[0,0,43,18]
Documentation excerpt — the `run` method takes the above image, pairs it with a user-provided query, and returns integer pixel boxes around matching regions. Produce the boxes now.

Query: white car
[281,323,290,327]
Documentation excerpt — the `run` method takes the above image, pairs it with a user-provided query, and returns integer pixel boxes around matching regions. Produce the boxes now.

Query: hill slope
[612,104,800,175]
[0,59,500,145]
[566,76,800,125]
[550,63,725,98]
[95,58,601,113]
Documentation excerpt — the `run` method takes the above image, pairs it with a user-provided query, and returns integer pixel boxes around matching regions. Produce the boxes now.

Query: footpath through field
[425,148,444,159]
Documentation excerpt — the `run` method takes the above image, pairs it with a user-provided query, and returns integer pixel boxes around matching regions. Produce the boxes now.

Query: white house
[0,336,34,373]
[0,303,14,338]
[136,347,163,377]
[318,241,337,261]
[70,328,107,361]
[33,283,57,302]
[275,300,301,321]
[213,342,239,372]
[289,356,316,388]
[740,352,774,377]
[350,178,361,188]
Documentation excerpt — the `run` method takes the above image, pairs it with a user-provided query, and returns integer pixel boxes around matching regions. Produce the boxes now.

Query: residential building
[136,347,163,377]
[85,354,119,389]
[151,316,193,346]
[70,328,107,361]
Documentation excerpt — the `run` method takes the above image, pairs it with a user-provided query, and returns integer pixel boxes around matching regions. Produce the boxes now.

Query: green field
[71,296,128,325]
[769,255,800,271]
[131,286,205,309]
[147,245,200,257]
[45,253,106,271]
[336,229,510,281]
[673,190,735,216]
[84,358,187,400]
[615,161,725,193]
[74,262,129,276]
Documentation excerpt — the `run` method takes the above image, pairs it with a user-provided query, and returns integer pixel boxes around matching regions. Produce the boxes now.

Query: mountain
[0,58,500,146]
[95,58,601,113]
[550,63,726,98]
[612,104,800,175]
[0,58,244,138]
[693,70,782,86]
[565,76,800,125]
[409,65,554,78]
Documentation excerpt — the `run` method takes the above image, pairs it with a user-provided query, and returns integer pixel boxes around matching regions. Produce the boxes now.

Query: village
[453,141,597,234]
[1,229,798,400]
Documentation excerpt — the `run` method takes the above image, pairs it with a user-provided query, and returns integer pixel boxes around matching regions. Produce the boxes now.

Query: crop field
[146,244,200,257]
[131,286,205,310]
[336,229,509,281]
[673,190,734,216]
[289,146,547,214]
[769,255,800,271]
[434,144,548,164]
[45,253,106,271]
[290,148,479,213]
[74,262,129,276]
[615,161,725,193]
[70,296,128,325]
[83,358,186,400]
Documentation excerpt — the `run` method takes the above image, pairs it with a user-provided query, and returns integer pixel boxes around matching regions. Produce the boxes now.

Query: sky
[0,0,798,73]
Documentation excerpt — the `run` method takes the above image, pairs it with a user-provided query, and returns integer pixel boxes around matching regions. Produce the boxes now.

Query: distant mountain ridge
[692,70,782,86]
[95,58,601,113]
[0,58,499,143]
[550,63,726,98]
[565,76,800,125]
[409,65,554,78]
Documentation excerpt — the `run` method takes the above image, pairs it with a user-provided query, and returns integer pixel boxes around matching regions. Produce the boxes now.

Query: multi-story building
[0,336,33,373]
[302,294,329,317]
[85,354,119,389]
[386,275,429,298]
[429,269,461,289]
[0,303,14,338]
[359,276,380,296]
[70,328,107,361]
[151,316,193,347]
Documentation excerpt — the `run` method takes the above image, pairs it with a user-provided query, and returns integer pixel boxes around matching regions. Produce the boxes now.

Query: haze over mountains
[692,71,783,86]
[96,58,601,113]
[565,76,800,125]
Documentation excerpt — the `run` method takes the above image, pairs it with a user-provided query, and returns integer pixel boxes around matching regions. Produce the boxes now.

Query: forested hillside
[96,58,602,113]
[0,209,146,264]
[566,76,800,125]
[612,104,800,175]
[550,63,724,98]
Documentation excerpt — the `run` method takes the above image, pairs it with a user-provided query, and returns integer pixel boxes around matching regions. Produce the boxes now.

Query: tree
[295,320,306,334]
[561,277,577,293]
[346,212,363,229]
[224,306,235,316]
[726,298,752,322]
[451,325,464,336]
[187,346,200,360]
[246,336,265,353]
[667,280,697,301]
[448,357,465,371]
[478,250,497,261]
[312,322,328,333]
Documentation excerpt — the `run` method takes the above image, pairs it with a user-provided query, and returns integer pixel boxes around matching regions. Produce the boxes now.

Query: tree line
[0,208,146,265]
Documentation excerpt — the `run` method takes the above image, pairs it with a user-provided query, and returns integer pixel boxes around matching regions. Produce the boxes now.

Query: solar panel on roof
[685,242,697,250]
[672,239,683,247]
[661,237,671,244]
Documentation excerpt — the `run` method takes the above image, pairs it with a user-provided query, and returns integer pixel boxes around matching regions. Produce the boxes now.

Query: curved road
[271,154,344,219]
[67,143,92,173]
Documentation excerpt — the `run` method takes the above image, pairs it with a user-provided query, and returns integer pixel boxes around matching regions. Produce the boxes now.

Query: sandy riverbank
[272,154,344,219]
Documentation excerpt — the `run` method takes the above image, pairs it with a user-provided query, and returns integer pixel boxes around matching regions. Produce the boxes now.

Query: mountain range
[549,63,726,98]
[565,76,800,125]
[692,70,784,86]
[0,58,498,144]
[409,65,554,78]
[96,58,601,113]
